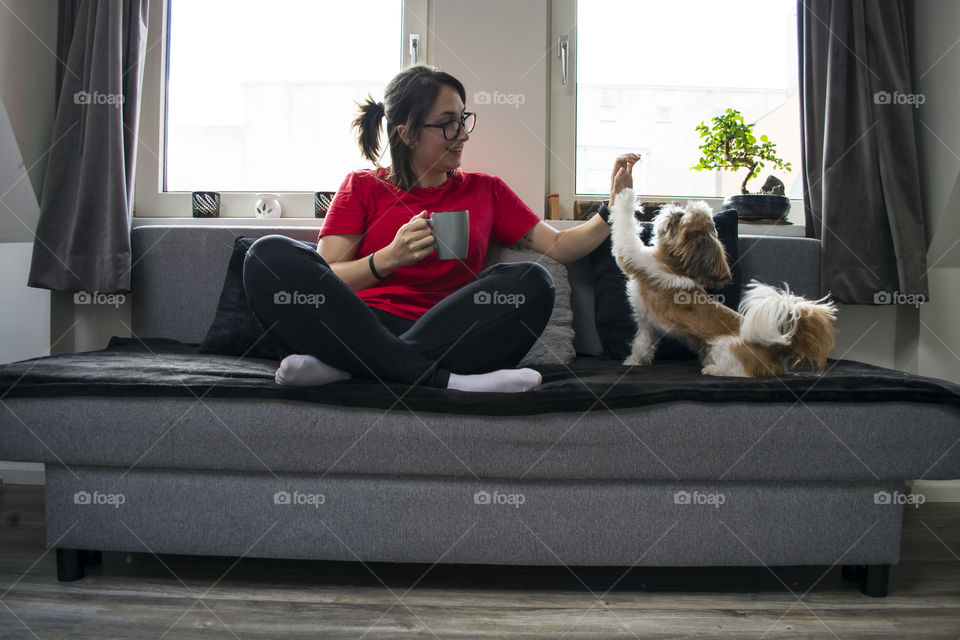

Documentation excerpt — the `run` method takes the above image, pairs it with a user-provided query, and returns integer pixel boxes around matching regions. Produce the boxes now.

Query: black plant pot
[721,194,791,221]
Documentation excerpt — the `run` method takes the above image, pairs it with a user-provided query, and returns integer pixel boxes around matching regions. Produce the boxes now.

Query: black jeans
[242,235,556,388]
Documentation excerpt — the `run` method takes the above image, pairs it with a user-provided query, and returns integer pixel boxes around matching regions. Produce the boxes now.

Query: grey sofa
[2,221,959,598]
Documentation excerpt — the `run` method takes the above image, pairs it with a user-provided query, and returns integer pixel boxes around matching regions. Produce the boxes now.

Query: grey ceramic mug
[427,210,470,259]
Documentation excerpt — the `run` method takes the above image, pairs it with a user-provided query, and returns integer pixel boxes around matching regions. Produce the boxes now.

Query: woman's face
[409,84,470,185]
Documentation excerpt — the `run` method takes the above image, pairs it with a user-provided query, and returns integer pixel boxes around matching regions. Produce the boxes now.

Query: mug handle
[424,216,437,252]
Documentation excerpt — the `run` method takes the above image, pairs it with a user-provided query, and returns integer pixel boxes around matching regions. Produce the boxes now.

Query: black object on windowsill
[192,191,220,218]
[314,191,335,218]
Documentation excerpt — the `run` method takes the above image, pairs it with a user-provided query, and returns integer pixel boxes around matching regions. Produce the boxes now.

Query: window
[566,0,800,200]
[165,0,401,192]
[136,0,426,217]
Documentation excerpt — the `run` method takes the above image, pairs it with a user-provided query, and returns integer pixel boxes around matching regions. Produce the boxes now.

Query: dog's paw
[701,364,726,376]
[624,354,654,366]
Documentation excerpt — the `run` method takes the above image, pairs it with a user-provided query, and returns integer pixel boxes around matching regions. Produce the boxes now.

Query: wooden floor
[1,484,958,639]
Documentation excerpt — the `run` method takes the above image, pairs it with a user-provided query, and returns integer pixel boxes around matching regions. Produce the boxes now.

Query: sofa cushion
[486,245,575,366]
[589,206,741,361]
[198,236,304,360]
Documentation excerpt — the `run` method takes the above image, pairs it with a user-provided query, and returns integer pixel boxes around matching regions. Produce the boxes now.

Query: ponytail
[353,96,386,164]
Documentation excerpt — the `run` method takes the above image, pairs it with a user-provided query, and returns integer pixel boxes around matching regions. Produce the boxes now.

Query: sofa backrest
[130,222,821,352]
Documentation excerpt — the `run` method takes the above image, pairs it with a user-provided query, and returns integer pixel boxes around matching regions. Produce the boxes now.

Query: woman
[243,65,638,392]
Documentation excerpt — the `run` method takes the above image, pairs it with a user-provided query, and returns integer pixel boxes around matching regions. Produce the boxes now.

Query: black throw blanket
[1,338,959,416]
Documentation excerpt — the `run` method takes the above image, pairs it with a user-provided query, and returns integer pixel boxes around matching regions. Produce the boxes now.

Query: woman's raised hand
[383,211,435,268]
[609,152,641,207]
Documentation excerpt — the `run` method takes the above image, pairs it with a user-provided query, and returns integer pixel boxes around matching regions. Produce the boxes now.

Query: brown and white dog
[610,188,837,377]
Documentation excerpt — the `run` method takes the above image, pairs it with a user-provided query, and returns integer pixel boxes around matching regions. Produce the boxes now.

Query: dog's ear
[651,205,684,245]
[675,233,732,290]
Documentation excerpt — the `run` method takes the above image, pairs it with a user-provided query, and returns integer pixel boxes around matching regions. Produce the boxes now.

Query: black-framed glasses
[423,112,476,141]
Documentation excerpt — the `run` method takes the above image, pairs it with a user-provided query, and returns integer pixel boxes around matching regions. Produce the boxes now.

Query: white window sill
[132,217,325,228]
[133,216,809,238]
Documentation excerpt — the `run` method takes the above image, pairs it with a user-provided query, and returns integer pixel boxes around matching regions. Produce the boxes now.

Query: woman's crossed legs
[242,235,555,391]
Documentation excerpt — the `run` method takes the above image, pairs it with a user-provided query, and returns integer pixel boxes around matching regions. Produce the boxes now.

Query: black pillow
[589,205,741,361]
[198,236,314,360]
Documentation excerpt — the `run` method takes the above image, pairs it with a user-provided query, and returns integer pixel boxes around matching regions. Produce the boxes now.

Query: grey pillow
[486,245,576,366]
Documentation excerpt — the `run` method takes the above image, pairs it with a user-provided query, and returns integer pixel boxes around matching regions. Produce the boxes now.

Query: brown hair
[353,65,467,192]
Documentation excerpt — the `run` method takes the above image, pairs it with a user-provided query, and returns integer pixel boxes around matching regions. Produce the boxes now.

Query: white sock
[275,354,351,387]
[447,368,542,393]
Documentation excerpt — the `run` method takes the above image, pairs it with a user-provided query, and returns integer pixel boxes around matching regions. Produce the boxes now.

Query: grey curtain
[799,0,928,304]
[28,0,149,293]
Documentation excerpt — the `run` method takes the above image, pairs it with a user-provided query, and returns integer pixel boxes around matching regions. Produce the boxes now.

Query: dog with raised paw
[609,187,836,377]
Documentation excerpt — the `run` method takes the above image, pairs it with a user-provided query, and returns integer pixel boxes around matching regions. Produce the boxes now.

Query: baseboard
[0,462,45,485]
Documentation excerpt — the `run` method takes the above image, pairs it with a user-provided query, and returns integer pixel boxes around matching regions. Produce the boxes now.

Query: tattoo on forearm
[521,231,533,244]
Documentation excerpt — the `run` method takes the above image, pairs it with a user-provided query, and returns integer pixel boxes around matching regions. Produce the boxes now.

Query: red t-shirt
[319,168,542,321]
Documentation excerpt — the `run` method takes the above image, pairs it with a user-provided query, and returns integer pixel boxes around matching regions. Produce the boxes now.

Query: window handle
[558,36,568,85]
[410,34,420,65]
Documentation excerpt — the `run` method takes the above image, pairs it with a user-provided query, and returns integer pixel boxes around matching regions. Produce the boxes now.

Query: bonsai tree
[691,108,791,194]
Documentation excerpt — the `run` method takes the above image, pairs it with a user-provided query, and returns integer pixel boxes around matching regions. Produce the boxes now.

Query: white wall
[910,0,960,501]
[915,0,960,386]
[0,0,58,485]
[0,0,57,204]
[431,0,549,216]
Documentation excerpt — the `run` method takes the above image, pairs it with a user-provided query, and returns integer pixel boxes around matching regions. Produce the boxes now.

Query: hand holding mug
[385,211,435,268]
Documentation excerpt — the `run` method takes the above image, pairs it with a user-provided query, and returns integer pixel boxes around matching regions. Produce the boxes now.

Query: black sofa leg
[860,564,890,597]
[57,548,84,582]
[841,563,889,597]
[56,548,102,581]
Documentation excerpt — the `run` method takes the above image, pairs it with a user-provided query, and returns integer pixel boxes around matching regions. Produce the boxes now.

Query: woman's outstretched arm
[512,152,640,264]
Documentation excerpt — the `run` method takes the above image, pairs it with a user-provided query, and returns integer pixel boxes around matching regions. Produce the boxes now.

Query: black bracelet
[369,252,386,280]
[598,203,613,226]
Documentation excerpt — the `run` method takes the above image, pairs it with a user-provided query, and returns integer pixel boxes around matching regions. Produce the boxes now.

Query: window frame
[549,0,804,228]
[134,0,428,218]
